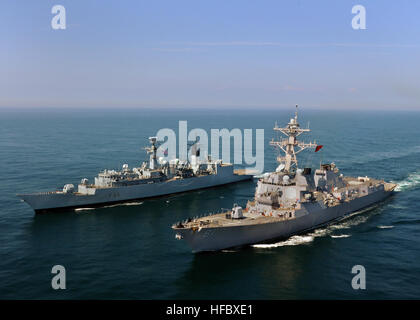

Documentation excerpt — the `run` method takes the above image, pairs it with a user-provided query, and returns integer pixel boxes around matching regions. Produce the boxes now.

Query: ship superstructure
[173,106,397,252]
[19,137,252,212]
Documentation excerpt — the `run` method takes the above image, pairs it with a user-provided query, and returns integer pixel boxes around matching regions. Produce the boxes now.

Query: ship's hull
[175,188,394,253]
[19,173,252,213]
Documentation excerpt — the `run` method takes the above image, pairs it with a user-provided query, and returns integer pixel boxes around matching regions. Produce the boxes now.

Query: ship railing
[262,180,296,186]
[37,191,62,195]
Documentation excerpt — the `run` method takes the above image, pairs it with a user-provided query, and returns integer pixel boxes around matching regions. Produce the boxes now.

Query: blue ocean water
[0,108,419,299]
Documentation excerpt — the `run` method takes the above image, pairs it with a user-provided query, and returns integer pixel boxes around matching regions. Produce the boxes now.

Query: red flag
[315,145,323,152]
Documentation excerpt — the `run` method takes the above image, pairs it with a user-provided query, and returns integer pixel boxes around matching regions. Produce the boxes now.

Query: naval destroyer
[173,106,397,252]
[18,137,252,213]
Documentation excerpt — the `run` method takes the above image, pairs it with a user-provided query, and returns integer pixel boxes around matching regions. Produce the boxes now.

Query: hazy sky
[1,0,420,110]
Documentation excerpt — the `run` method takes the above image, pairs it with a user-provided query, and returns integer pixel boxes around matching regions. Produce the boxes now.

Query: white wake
[252,205,383,249]
[330,234,351,238]
[394,171,420,192]
[103,201,144,208]
[74,207,95,212]
[377,225,394,229]
[252,235,315,248]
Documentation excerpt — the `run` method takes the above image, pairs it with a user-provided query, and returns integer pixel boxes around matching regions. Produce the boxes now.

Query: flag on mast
[315,145,323,152]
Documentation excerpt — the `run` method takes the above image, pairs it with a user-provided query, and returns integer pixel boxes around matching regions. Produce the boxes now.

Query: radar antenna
[145,137,160,170]
[269,105,318,173]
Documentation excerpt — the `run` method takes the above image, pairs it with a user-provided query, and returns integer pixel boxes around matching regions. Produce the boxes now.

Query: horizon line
[1,105,419,112]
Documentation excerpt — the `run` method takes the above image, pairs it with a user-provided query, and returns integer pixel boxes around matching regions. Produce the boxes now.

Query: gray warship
[18,137,252,213]
[173,107,397,252]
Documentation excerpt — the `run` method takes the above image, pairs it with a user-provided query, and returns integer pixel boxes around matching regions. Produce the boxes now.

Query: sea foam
[252,205,381,249]
[394,171,420,192]
[377,225,394,229]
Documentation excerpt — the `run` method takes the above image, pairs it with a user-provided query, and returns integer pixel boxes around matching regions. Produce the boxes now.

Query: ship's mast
[270,105,317,173]
[145,137,158,170]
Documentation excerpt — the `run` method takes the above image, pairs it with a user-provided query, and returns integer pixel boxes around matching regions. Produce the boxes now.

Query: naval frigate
[18,137,252,213]
[173,106,397,252]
